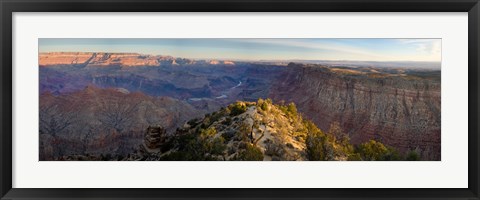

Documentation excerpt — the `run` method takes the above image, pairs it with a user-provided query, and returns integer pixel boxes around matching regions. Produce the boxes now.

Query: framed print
[1,0,479,199]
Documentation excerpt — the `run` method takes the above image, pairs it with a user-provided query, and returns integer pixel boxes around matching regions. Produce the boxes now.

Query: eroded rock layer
[269,64,441,160]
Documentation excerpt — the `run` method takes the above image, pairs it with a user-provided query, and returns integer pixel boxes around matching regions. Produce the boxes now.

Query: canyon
[39,52,441,160]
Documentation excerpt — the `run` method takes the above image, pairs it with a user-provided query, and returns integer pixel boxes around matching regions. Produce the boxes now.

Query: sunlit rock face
[39,52,94,66]
[39,52,219,67]
[39,52,161,67]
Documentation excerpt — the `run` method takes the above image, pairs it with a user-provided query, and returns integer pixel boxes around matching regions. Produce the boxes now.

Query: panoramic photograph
[38,38,441,161]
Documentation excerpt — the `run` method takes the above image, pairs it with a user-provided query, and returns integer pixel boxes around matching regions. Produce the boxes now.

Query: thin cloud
[222,39,391,60]
[396,39,441,55]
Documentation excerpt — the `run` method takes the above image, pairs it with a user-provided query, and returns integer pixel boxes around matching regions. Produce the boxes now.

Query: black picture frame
[1,0,479,199]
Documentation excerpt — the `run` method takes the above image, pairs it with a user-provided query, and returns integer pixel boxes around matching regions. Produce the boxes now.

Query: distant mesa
[39,52,235,67]
[39,52,94,66]
[208,60,220,65]
[207,60,235,65]
[223,61,235,65]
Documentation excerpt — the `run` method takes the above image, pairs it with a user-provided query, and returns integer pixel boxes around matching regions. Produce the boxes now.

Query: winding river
[189,81,242,101]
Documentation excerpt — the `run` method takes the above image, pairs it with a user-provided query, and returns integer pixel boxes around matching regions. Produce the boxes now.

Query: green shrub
[222,129,236,141]
[305,121,360,161]
[187,118,200,127]
[222,117,232,125]
[260,102,268,111]
[257,98,269,111]
[210,136,227,155]
[234,143,263,161]
[356,140,400,161]
[406,150,420,161]
[287,102,298,117]
[200,127,217,137]
[229,102,247,116]
[210,111,223,123]
[286,143,294,149]
[160,151,189,161]
[265,98,273,104]
[306,131,327,161]
[265,142,284,157]
[162,127,226,161]
[302,120,323,136]
[237,123,252,141]
[347,153,362,161]
[382,147,402,161]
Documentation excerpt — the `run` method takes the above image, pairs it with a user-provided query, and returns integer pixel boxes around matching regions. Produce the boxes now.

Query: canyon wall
[269,65,441,160]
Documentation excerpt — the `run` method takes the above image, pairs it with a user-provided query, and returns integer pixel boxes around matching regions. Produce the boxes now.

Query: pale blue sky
[39,38,441,62]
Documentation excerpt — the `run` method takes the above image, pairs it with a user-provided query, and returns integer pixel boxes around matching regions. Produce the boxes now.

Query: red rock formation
[209,60,220,65]
[39,52,225,67]
[223,61,235,65]
[40,52,162,67]
[39,52,94,66]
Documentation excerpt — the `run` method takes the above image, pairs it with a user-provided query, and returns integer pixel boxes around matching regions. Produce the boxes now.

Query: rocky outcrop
[144,125,167,152]
[269,64,441,160]
[157,101,310,161]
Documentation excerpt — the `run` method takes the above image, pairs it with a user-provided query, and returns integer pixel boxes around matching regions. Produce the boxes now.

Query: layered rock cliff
[39,52,235,67]
[269,64,441,160]
[39,86,204,160]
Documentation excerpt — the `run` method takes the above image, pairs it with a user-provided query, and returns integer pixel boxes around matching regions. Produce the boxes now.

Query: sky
[39,38,441,62]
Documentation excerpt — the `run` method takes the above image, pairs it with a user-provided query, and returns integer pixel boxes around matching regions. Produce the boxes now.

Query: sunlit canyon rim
[39,50,441,161]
